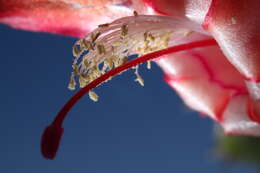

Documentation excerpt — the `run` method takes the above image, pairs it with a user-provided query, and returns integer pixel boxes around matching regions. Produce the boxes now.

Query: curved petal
[0,0,147,37]
[157,43,260,136]
[201,0,260,124]
[203,0,260,80]
[142,0,212,25]
[146,0,260,135]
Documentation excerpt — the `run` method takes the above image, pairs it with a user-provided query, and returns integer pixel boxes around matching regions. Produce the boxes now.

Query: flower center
[68,14,176,101]
[41,13,217,159]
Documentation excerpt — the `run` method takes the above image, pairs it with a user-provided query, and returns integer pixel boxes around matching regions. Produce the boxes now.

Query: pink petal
[142,0,212,25]
[156,34,260,135]
[202,0,260,125]
[204,0,260,79]
[149,0,260,135]
[157,44,245,121]
[0,0,146,37]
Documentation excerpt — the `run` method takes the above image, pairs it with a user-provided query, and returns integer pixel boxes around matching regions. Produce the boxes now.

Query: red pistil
[41,39,217,159]
[41,125,64,159]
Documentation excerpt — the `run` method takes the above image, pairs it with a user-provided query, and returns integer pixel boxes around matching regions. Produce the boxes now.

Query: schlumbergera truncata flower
[1,0,260,159]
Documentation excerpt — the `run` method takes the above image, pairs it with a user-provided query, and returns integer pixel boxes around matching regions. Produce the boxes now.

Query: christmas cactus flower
[1,0,260,159]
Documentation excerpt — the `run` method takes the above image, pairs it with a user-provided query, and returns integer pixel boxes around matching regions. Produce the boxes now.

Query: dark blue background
[0,25,257,173]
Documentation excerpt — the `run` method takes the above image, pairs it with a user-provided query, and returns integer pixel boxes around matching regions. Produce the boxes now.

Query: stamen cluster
[41,11,216,158]
[67,13,193,101]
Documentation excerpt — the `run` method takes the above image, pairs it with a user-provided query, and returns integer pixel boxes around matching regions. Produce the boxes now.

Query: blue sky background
[0,24,258,173]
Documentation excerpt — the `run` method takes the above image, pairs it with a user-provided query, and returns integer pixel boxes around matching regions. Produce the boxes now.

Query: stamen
[184,30,194,37]
[121,24,128,37]
[73,64,79,75]
[72,45,80,57]
[65,40,217,127]
[133,10,138,17]
[115,56,128,67]
[98,23,110,28]
[134,65,144,86]
[41,15,217,160]
[61,40,217,126]
[79,75,87,88]
[68,15,215,101]
[68,76,76,90]
[112,40,126,46]
[82,39,94,50]
[91,31,101,43]
[89,90,99,102]
[147,60,152,69]
[97,44,106,55]
[135,76,145,86]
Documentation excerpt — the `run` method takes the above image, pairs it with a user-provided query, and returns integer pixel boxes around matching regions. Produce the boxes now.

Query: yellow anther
[97,44,106,55]
[133,11,138,17]
[104,57,114,69]
[184,30,194,37]
[72,64,79,75]
[82,73,90,82]
[72,45,80,57]
[114,56,127,67]
[113,41,124,46]
[143,32,155,45]
[121,24,128,37]
[91,31,101,43]
[120,56,128,65]
[82,39,94,50]
[83,58,90,68]
[79,75,87,88]
[98,23,110,28]
[87,74,95,83]
[135,75,144,87]
[68,76,76,90]
[148,33,155,41]
[92,66,102,78]
[89,90,99,102]
[144,32,148,41]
